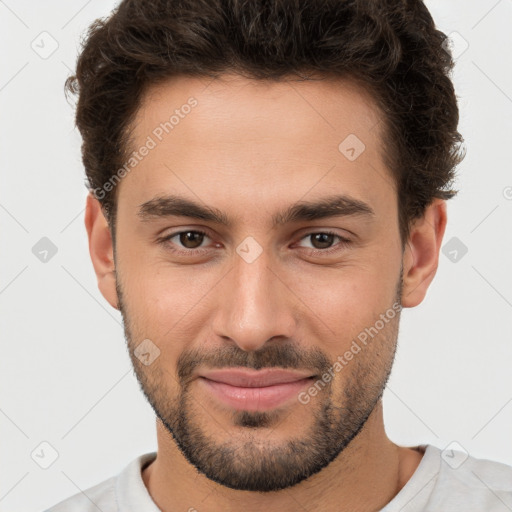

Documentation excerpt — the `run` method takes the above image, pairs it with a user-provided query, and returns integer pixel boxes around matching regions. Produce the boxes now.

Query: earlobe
[401,199,447,308]
[84,193,119,310]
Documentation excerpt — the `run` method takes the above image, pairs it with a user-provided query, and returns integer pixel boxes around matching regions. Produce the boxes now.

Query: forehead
[118,73,393,221]
[135,72,384,147]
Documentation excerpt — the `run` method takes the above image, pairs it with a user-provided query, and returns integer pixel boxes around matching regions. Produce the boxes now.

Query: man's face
[113,74,405,491]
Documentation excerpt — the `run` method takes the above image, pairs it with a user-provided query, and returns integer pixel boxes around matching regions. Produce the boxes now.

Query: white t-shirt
[44,444,512,511]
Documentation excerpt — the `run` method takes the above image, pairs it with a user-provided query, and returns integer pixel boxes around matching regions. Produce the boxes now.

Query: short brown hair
[65,0,465,246]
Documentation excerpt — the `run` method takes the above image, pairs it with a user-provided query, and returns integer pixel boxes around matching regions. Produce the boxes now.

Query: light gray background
[1,1,511,511]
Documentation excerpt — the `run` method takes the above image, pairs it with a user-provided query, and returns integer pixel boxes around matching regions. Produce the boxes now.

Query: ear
[84,193,119,310]
[401,198,447,308]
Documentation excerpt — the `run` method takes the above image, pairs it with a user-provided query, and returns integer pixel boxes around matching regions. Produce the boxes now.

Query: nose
[211,244,297,352]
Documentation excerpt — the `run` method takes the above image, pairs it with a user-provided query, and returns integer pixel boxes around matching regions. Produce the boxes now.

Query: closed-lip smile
[198,368,316,387]
[197,368,316,411]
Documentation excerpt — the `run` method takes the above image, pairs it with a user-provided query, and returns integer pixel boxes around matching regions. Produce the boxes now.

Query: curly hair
[65,0,465,247]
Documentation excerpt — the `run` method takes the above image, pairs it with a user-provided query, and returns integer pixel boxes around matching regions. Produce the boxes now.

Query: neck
[142,400,423,512]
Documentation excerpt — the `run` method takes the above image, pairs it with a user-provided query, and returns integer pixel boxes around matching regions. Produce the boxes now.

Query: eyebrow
[137,193,375,227]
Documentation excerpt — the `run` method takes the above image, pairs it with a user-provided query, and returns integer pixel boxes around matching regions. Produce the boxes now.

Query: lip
[197,368,316,412]
[198,368,315,387]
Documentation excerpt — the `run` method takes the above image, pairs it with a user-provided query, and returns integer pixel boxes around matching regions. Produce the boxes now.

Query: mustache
[176,342,332,386]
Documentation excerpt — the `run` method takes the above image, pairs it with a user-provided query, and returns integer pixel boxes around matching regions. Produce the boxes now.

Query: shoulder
[44,475,117,512]
[382,444,512,512]
[43,452,157,512]
[428,444,512,510]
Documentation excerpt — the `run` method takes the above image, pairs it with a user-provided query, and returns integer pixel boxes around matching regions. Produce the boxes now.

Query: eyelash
[157,229,352,256]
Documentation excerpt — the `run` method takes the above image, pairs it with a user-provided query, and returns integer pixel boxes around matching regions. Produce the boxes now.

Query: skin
[86,73,447,511]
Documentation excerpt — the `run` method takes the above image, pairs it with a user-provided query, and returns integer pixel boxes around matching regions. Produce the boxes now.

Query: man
[47,0,512,510]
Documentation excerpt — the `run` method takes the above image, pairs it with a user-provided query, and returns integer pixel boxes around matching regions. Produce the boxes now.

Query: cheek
[120,261,218,353]
[119,241,195,312]
[289,264,380,323]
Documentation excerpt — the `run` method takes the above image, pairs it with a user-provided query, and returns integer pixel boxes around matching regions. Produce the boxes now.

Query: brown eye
[296,231,352,254]
[179,231,205,249]
[158,229,212,253]
[309,233,336,249]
